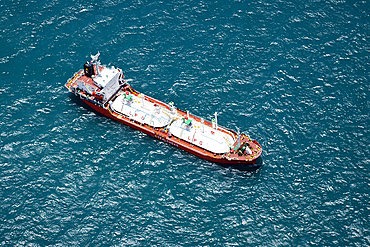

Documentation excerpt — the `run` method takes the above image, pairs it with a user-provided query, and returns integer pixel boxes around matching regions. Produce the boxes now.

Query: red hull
[80,98,261,167]
[66,61,262,169]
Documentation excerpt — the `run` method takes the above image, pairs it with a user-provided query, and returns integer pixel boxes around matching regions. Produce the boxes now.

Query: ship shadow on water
[218,156,263,172]
[68,94,263,172]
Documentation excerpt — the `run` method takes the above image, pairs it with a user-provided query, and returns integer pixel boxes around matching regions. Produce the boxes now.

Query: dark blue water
[1,0,369,246]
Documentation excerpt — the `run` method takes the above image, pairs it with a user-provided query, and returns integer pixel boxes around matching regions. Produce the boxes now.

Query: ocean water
[1,0,369,246]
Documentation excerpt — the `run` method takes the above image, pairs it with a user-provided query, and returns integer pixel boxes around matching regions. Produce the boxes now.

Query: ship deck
[111,93,173,128]
[169,118,235,154]
[66,64,263,165]
[109,88,237,154]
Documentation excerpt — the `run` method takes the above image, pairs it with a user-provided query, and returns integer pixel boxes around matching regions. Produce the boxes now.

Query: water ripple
[0,0,369,246]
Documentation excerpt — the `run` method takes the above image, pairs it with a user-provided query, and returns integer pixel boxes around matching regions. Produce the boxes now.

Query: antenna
[236,127,241,147]
[91,52,100,75]
[90,52,100,63]
[214,112,218,130]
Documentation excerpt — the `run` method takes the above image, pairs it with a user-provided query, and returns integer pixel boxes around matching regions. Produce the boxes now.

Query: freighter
[65,53,262,170]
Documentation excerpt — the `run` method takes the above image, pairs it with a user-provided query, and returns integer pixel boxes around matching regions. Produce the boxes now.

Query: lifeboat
[65,53,263,170]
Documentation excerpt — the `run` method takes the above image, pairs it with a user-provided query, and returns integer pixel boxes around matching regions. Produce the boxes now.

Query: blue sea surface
[1,0,369,246]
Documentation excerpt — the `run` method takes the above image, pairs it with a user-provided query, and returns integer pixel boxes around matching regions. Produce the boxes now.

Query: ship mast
[214,112,218,130]
[236,127,241,147]
[91,52,100,75]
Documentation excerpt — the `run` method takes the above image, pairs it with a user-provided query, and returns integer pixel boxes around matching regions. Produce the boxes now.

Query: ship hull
[66,57,262,170]
[75,96,262,170]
